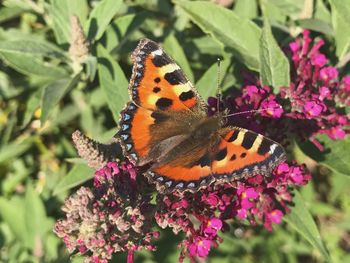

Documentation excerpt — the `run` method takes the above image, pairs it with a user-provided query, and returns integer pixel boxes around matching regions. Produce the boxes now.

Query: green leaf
[40,74,80,124]
[296,18,334,36]
[104,12,148,52]
[0,137,34,164]
[0,197,28,247]
[0,6,26,23]
[0,52,68,77]
[268,0,304,20]
[284,191,332,262]
[233,0,258,19]
[53,164,94,195]
[175,0,261,71]
[315,0,332,23]
[259,18,290,91]
[330,170,350,201]
[265,2,287,23]
[48,0,89,44]
[24,183,49,250]
[86,0,123,41]
[196,59,231,100]
[0,39,67,59]
[97,44,129,123]
[163,34,194,82]
[21,87,43,128]
[330,0,350,59]
[82,55,98,81]
[69,0,89,25]
[317,134,350,175]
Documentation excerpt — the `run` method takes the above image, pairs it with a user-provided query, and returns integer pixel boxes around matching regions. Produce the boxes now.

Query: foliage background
[0,0,349,262]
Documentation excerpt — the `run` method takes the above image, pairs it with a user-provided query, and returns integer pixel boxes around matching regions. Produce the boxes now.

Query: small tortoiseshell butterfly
[117,39,286,193]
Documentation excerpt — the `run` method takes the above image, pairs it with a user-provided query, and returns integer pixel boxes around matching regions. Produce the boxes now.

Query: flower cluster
[55,30,348,262]
[157,162,310,262]
[215,30,349,147]
[55,160,310,263]
[54,162,159,263]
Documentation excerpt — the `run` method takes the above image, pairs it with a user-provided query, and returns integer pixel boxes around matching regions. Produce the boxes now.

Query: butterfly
[116,39,286,193]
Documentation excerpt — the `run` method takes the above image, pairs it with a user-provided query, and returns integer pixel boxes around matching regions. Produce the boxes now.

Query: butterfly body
[117,39,286,193]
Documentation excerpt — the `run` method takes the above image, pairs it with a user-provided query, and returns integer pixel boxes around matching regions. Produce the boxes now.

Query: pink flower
[237,208,247,219]
[289,41,300,52]
[342,75,350,90]
[204,218,222,236]
[320,66,338,81]
[328,126,346,140]
[318,86,330,100]
[261,99,283,118]
[269,209,283,224]
[289,166,305,184]
[276,163,289,175]
[245,85,259,97]
[311,54,327,67]
[304,101,324,118]
[188,237,212,258]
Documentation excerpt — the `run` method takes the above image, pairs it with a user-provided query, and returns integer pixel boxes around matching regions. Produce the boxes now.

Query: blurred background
[0,0,349,262]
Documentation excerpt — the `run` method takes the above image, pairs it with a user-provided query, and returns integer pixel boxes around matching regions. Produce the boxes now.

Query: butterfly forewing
[118,39,206,165]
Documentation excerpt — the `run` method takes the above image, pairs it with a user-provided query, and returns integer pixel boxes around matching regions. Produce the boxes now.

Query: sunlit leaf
[175,0,261,71]
[104,12,148,52]
[24,183,50,250]
[330,0,350,59]
[41,74,81,124]
[196,59,231,100]
[259,18,290,92]
[317,134,350,176]
[97,44,129,123]
[0,197,28,247]
[315,0,332,23]
[284,190,332,262]
[0,52,68,77]
[48,0,89,44]
[53,164,94,195]
[234,0,258,19]
[0,39,67,59]
[86,0,123,41]
[0,6,26,23]
[0,137,34,164]
[296,18,334,36]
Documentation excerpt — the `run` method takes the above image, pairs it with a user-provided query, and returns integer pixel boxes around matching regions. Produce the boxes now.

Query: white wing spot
[152,49,163,57]
[269,144,277,154]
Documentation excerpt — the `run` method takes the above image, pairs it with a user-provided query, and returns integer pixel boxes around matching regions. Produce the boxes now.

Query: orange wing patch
[117,102,155,165]
[211,128,286,180]
[129,39,203,112]
[147,164,213,193]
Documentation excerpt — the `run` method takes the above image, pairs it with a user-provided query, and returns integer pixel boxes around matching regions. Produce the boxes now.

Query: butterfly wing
[146,127,286,193]
[117,39,206,165]
[118,38,286,193]
[210,127,286,181]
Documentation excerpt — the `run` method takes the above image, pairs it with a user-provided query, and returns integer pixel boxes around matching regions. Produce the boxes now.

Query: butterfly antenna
[224,105,283,118]
[216,58,222,113]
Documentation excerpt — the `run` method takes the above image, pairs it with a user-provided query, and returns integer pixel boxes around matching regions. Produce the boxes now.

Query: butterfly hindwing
[211,127,286,181]
[145,127,286,193]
